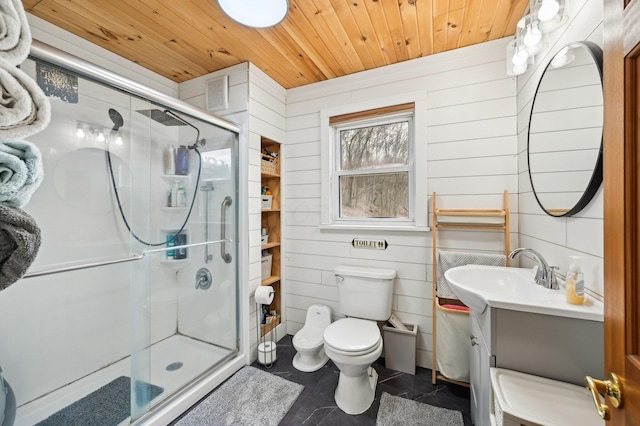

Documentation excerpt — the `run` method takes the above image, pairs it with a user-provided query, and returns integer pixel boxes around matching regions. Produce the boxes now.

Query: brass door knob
[584,372,623,420]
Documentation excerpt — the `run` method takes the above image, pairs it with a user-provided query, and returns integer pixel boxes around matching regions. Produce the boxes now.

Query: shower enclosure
[0,42,242,425]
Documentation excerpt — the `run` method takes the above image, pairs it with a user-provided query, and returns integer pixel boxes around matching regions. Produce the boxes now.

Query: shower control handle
[221,196,232,263]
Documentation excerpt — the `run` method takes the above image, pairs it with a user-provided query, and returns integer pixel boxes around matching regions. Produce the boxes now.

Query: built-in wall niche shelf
[158,258,189,270]
[261,275,281,286]
[261,242,280,250]
[160,228,190,268]
[261,314,280,335]
[260,137,282,338]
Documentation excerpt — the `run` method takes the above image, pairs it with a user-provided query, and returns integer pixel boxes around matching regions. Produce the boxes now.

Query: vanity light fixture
[506,0,568,76]
[506,39,531,76]
[215,0,289,28]
[517,14,547,56]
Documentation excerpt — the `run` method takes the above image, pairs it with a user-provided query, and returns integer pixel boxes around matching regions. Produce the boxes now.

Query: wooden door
[603,0,640,423]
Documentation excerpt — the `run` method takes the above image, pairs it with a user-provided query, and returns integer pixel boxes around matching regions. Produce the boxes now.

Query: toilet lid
[323,318,380,353]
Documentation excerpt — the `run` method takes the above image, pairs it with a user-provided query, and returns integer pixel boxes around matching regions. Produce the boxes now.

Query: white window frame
[320,93,429,231]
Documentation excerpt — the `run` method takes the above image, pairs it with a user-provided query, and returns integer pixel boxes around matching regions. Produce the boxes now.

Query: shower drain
[166,362,183,371]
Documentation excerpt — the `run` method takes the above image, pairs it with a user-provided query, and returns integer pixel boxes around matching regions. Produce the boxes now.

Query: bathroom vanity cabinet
[469,307,604,426]
[260,137,282,336]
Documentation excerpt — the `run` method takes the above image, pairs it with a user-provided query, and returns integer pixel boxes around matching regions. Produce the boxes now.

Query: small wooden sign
[352,238,388,250]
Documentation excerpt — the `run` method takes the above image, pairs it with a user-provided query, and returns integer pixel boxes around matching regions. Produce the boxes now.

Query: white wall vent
[205,75,229,112]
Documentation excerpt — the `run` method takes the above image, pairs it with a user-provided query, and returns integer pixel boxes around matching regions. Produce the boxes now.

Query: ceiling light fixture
[216,0,289,29]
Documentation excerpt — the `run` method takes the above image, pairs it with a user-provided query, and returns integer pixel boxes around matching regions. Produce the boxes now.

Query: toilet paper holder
[255,286,277,368]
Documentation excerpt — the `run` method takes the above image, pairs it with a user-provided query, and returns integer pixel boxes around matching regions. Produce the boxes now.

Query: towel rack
[431,190,510,386]
[22,239,232,278]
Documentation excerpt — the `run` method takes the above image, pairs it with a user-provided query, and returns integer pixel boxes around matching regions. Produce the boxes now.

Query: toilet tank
[334,265,396,321]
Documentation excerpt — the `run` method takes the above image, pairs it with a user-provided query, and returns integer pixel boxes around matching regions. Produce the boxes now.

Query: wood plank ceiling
[24,0,529,89]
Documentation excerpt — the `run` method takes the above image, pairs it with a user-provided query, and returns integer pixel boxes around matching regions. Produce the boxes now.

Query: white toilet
[323,265,396,415]
[292,304,332,372]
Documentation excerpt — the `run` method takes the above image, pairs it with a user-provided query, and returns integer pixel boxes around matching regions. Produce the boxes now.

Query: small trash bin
[382,322,418,375]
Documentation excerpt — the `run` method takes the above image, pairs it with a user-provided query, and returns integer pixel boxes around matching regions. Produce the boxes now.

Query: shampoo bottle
[565,256,585,305]
[176,145,189,175]
[164,145,176,175]
[177,183,187,207]
[170,181,180,207]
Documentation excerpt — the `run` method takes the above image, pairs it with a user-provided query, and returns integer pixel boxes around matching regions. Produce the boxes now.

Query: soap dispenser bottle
[565,256,585,305]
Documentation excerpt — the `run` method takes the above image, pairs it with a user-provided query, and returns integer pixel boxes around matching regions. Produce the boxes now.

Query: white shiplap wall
[516,0,604,296]
[285,39,518,369]
[179,62,287,363]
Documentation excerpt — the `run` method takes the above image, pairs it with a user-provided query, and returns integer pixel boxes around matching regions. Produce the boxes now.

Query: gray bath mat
[35,376,164,426]
[376,392,463,426]
[175,366,304,426]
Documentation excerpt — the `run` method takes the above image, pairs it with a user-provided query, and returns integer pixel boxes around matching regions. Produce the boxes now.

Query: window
[334,112,413,222]
[320,95,428,231]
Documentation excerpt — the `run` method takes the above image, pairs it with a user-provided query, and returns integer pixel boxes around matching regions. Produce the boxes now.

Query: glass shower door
[129,104,239,421]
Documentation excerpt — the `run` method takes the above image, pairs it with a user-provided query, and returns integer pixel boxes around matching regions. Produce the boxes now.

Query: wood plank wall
[284,39,518,369]
[516,0,605,297]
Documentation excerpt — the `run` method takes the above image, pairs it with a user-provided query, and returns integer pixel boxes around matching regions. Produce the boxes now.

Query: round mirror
[527,41,603,217]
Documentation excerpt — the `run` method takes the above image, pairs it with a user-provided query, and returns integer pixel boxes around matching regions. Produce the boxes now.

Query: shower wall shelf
[160,228,190,265]
[260,137,282,337]
[158,258,189,269]
[162,207,189,212]
[161,174,190,182]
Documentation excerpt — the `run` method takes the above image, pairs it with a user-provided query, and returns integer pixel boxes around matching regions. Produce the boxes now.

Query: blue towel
[0,140,43,208]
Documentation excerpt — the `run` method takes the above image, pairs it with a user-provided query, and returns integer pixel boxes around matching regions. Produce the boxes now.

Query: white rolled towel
[0,57,51,140]
[0,0,32,66]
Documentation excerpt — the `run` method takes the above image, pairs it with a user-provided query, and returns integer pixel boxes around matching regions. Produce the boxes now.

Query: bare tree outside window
[336,118,411,219]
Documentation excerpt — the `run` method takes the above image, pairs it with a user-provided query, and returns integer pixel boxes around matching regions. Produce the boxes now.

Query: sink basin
[444,265,603,321]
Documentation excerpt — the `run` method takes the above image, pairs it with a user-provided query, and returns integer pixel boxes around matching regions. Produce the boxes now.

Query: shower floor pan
[15,335,233,426]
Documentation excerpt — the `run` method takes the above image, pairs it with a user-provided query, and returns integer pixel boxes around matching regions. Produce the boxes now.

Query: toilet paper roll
[255,285,274,305]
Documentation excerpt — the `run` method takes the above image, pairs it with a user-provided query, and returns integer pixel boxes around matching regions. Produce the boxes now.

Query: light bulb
[538,0,560,21]
[76,127,85,138]
[551,46,575,68]
[115,136,123,146]
[512,63,528,75]
[97,132,105,142]
[512,47,529,66]
[523,24,542,47]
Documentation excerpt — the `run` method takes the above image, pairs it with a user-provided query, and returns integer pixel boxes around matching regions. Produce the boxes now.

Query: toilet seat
[324,318,380,356]
[293,326,323,348]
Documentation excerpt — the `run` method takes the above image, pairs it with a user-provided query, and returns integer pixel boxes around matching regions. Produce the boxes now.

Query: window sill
[319,223,431,232]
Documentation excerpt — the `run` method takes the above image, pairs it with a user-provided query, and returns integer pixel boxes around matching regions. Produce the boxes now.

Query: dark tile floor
[249,335,472,425]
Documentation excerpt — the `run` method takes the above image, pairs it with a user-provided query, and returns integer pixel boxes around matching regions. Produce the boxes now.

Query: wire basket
[261,153,277,175]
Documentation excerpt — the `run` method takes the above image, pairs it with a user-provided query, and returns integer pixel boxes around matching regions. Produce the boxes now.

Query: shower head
[136,109,188,126]
[137,109,206,150]
[108,108,124,133]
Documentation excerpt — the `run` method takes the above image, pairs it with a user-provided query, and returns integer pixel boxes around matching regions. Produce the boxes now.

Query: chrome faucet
[508,248,559,290]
